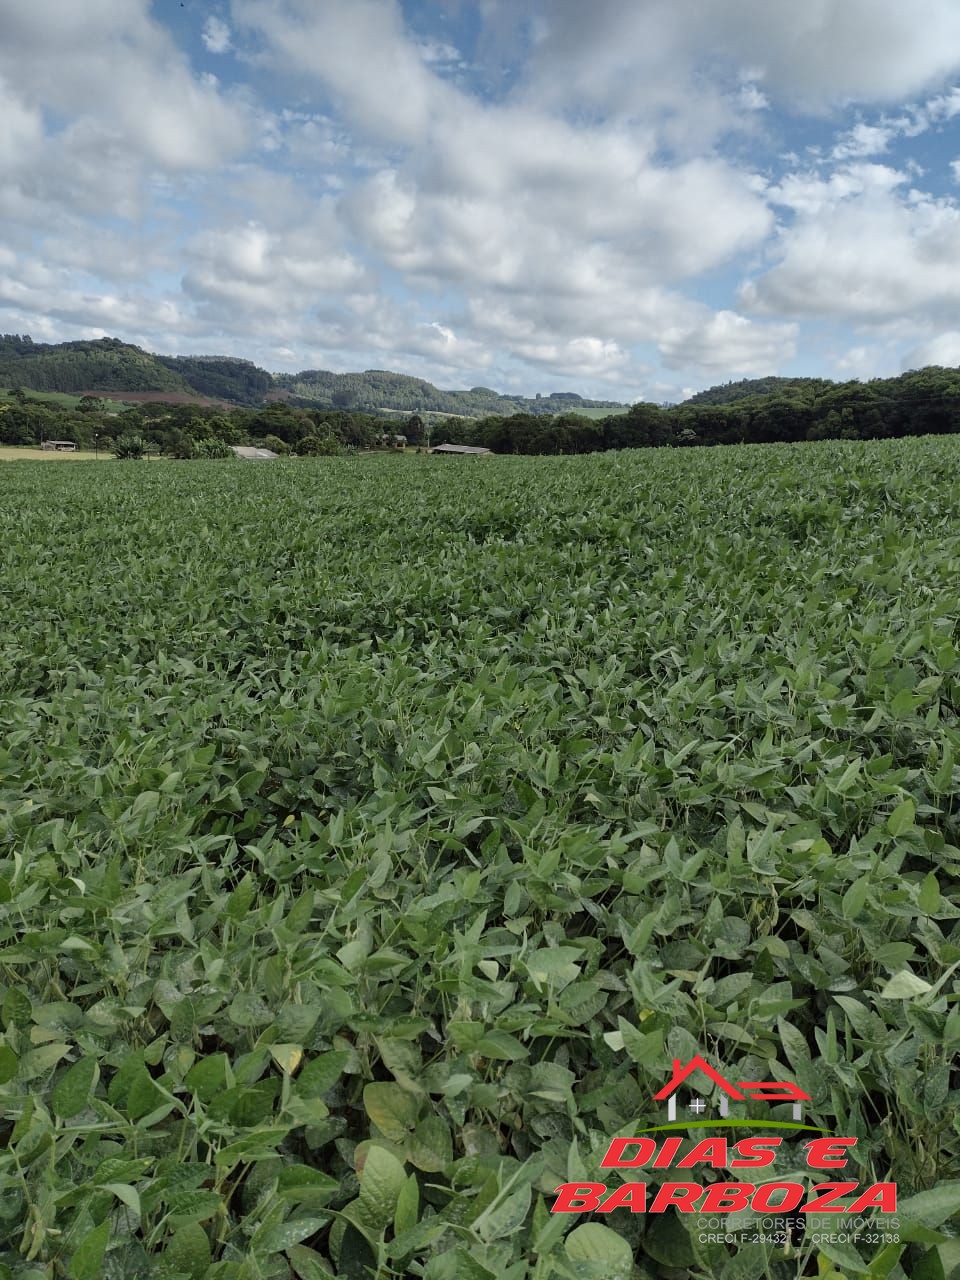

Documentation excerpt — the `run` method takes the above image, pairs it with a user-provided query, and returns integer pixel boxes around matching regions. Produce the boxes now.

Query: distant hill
[271,368,624,417]
[0,334,627,416]
[684,376,834,406]
[155,354,273,405]
[0,335,190,395]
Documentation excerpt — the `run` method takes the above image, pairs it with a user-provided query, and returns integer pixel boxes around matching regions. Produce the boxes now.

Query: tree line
[433,366,960,452]
[4,364,960,456]
[0,394,400,455]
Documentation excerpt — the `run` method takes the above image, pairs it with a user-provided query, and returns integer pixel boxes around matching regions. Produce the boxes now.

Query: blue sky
[4,1,960,401]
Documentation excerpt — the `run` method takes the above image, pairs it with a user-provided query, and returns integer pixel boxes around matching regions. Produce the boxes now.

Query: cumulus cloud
[823,85,960,163]
[831,123,895,160]
[904,331,960,368]
[0,0,250,171]
[202,16,233,55]
[3,0,960,396]
[232,0,781,388]
[659,310,797,374]
[0,245,192,343]
[0,76,43,168]
[183,218,368,321]
[743,165,960,322]
[232,0,446,145]
[523,0,960,118]
[416,40,463,66]
[739,84,770,112]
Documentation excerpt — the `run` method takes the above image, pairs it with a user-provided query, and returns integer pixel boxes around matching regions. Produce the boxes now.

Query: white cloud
[767,162,907,216]
[182,219,368,320]
[231,0,781,389]
[0,76,43,168]
[743,169,960,322]
[417,40,462,66]
[823,84,960,163]
[832,344,888,377]
[5,0,960,398]
[831,123,895,160]
[739,84,770,112]
[202,16,233,55]
[523,0,960,118]
[232,0,446,145]
[923,85,960,121]
[904,331,960,367]
[0,0,251,172]
[658,310,797,374]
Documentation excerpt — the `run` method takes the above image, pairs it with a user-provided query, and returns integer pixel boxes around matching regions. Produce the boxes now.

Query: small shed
[430,443,492,456]
[231,445,279,460]
[41,440,76,452]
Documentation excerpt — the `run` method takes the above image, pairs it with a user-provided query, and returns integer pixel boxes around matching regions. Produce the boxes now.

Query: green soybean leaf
[69,1220,110,1280]
[0,1044,18,1084]
[254,1217,328,1254]
[358,1145,407,1232]
[897,1182,960,1229]
[164,1223,211,1280]
[565,1223,633,1278]
[394,1173,419,1237]
[887,798,916,836]
[51,1056,98,1119]
[878,971,933,999]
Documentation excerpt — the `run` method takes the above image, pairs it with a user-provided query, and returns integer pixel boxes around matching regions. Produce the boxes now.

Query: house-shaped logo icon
[653,1056,811,1123]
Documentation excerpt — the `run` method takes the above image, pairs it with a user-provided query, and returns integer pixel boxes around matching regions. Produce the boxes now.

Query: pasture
[0,440,958,1279]
[0,390,130,411]
[0,447,104,462]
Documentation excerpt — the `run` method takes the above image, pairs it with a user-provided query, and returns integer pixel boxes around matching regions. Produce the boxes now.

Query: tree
[113,435,145,459]
[78,395,105,413]
[205,413,242,444]
[168,430,195,459]
[0,404,53,445]
[248,404,307,445]
[262,434,289,455]
[298,430,340,456]
[193,437,232,458]
[405,413,425,445]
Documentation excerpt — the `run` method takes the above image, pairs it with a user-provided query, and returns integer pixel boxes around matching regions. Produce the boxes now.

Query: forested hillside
[0,335,188,394]
[155,354,273,404]
[684,375,835,405]
[430,364,960,452]
[0,335,625,414]
[669,365,960,444]
[272,368,623,416]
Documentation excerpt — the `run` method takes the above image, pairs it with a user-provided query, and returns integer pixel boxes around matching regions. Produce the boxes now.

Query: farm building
[41,440,76,452]
[231,445,279,460]
[430,443,492,456]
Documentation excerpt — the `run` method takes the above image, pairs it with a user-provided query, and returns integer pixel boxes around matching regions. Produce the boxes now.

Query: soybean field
[0,440,959,1279]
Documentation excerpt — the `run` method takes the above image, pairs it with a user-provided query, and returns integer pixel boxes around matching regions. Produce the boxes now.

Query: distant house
[41,440,76,452]
[430,443,492,456]
[231,445,279,460]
